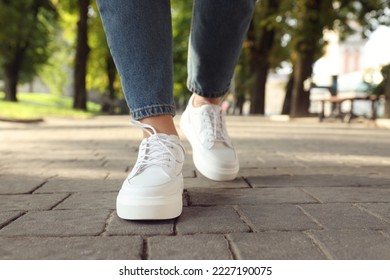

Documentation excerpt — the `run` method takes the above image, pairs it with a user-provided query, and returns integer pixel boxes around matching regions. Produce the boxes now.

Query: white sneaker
[180,94,239,181]
[116,121,185,220]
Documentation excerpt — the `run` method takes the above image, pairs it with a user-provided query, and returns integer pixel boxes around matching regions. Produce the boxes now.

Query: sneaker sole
[192,151,239,181]
[116,193,182,220]
[180,111,239,181]
[116,177,183,220]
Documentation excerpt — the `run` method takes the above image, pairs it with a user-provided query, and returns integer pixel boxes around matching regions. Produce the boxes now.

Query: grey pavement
[0,115,390,260]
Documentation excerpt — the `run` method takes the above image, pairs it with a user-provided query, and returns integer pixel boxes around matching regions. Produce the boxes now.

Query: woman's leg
[187,0,256,102]
[97,0,184,220]
[180,0,256,181]
[97,0,177,137]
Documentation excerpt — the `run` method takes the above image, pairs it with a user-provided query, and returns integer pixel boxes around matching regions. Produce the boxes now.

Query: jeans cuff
[187,82,230,98]
[131,104,176,120]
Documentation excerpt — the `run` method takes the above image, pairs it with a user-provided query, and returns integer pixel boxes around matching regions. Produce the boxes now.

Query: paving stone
[239,205,320,231]
[104,171,128,181]
[36,177,121,193]
[0,167,57,180]
[0,210,111,237]
[148,234,232,260]
[306,166,390,177]
[293,153,349,167]
[182,168,197,179]
[308,229,390,259]
[2,115,390,260]
[357,203,390,224]
[0,212,24,229]
[255,155,306,168]
[246,174,388,188]
[188,188,317,206]
[228,232,325,260]
[238,167,294,178]
[106,213,174,236]
[0,236,143,260]
[0,175,47,194]
[236,161,261,169]
[241,165,390,179]
[42,168,109,181]
[55,192,116,210]
[184,177,250,189]
[383,230,390,238]
[302,186,390,203]
[46,159,105,170]
[300,204,388,229]
[176,206,250,234]
[103,159,133,172]
[0,193,69,211]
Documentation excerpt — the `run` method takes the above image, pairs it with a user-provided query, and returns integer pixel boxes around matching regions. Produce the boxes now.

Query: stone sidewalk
[0,115,390,260]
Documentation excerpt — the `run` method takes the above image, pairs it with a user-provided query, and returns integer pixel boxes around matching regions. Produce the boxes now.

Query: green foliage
[171,0,193,101]
[2,0,388,112]
[373,64,390,96]
[38,35,69,96]
[87,2,121,96]
[245,0,390,71]
[26,0,78,98]
[336,0,390,38]
[0,0,58,83]
[56,1,122,101]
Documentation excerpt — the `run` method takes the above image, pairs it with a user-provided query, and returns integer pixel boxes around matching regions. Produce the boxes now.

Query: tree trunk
[384,66,390,118]
[248,1,278,115]
[290,0,323,117]
[2,2,43,102]
[4,63,19,102]
[101,53,117,114]
[73,0,90,110]
[250,65,268,114]
[236,95,245,115]
[282,71,294,115]
[290,49,315,116]
[106,53,116,100]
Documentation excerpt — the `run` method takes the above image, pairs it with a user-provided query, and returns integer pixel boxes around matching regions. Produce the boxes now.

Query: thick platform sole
[116,191,183,220]
[180,111,239,181]
[192,152,239,181]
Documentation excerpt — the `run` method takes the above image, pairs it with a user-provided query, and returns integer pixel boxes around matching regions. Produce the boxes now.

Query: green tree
[171,0,193,107]
[289,0,332,116]
[58,0,91,110]
[247,0,280,115]
[384,65,390,118]
[87,2,121,113]
[38,32,69,97]
[73,0,90,110]
[0,0,57,101]
[289,0,390,116]
[373,64,390,118]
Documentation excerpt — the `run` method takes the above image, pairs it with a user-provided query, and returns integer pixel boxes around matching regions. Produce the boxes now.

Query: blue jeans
[97,0,256,120]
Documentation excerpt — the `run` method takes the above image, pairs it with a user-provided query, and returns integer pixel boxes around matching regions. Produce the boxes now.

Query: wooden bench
[319,95,385,123]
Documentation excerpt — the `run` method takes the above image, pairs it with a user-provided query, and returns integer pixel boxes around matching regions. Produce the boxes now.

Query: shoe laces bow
[129,120,183,176]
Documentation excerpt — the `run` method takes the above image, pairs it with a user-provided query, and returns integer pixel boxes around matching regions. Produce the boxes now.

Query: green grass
[0,92,102,120]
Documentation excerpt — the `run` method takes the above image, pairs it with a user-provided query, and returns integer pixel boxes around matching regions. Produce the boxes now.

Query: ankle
[192,94,221,108]
[139,115,178,138]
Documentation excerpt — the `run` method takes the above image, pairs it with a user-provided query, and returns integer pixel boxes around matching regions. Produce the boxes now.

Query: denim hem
[187,82,230,98]
[131,104,176,120]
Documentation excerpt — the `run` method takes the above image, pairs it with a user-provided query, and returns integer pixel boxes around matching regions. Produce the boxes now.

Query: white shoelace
[200,105,232,148]
[129,121,183,176]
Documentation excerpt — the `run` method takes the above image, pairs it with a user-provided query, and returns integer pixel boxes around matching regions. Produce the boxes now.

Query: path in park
[0,115,390,259]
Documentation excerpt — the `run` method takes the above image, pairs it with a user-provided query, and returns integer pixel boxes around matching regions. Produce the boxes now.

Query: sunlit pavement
[0,115,389,259]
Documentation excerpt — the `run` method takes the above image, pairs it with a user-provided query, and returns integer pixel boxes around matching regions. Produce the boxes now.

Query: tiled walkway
[1,116,389,259]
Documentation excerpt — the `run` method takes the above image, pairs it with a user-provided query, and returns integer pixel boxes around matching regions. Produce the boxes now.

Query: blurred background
[0,0,389,121]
